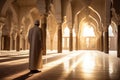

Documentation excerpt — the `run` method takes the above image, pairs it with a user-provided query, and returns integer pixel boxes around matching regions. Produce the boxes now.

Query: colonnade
[0,16,120,57]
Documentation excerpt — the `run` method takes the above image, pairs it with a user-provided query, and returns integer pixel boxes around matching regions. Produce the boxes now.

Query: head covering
[34,20,40,25]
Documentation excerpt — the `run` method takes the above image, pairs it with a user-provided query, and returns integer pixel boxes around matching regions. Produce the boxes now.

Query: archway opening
[63,27,69,50]
[82,23,95,37]
[109,24,117,50]
[80,22,97,50]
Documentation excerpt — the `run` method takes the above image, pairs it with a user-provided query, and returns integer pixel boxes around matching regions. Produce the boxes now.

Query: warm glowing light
[63,27,76,37]
[1,58,28,65]
[63,27,69,37]
[81,53,95,73]
[109,63,114,74]
[63,51,96,79]
[109,25,114,37]
[61,51,84,78]
[63,60,70,72]
[43,51,80,72]
[82,23,95,37]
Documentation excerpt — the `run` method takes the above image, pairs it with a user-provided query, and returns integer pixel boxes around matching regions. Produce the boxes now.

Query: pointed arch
[1,0,18,23]
[88,6,101,23]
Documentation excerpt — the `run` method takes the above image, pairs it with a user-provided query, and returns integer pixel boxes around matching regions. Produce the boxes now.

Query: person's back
[28,20,43,73]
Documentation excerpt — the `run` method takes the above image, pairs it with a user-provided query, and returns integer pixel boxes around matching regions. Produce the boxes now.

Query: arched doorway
[109,22,117,50]
[62,27,69,50]
[80,22,97,50]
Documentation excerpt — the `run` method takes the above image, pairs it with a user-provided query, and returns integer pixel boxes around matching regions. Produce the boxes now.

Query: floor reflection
[0,50,120,80]
[81,53,95,73]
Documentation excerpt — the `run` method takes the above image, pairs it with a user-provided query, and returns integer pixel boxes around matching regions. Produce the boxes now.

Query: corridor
[0,50,120,80]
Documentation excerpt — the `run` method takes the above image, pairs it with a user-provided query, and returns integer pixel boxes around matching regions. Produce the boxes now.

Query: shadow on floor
[13,72,34,80]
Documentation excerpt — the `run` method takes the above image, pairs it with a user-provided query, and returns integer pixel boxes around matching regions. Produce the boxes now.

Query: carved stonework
[20,27,26,38]
[111,8,120,25]
[103,26,108,32]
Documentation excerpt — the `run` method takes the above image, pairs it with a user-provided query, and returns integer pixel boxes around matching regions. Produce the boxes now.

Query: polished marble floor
[0,50,120,80]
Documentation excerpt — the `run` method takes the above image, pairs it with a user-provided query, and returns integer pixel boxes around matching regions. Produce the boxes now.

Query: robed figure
[28,20,43,73]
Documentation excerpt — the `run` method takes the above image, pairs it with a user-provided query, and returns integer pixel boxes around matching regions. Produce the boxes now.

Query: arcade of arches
[0,0,120,57]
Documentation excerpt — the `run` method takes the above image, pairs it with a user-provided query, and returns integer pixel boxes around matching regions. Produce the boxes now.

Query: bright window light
[109,25,114,37]
[63,27,69,37]
[82,23,95,37]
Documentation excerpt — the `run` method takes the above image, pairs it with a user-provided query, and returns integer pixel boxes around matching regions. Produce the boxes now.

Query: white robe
[28,25,43,70]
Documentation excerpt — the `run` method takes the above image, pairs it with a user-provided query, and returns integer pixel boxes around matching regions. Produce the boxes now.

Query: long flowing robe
[28,25,43,70]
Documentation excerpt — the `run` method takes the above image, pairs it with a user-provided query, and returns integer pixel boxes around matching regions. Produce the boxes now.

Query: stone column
[20,35,22,50]
[16,34,20,51]
[0,23,4,50]
[0,30,2,50]
[103,26,109,53]
[69,28,73,51]
[25,37,28,50]
[10,35,13,50]
[14,24,19,51]
[14,33,17,50]
[41,15,47,55]
[3,35,10,50]
[1,36,4,50]
[21,37,25,50]
[10,33,16,50]
[13,37,16,50]
[100,31,104,51]
[74,15,79,50]
[23,38,26,50]
[20,35,25,50]
[58,23,62,53]
[76,32,78,50]
[117,25,120,57]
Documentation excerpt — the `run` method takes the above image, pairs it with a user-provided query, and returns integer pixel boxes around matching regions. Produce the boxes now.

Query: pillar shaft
[16,35,20,51]
[0,30,2,50]
[117,25,120,57]
[0,23,4,50]
[58,23,62,53]
[1,36,4,50]
[69,29,73,51]
[41,23,47,55]
[4,35,10,50]
[25,39,28,50]
[103,27,109,53]
[10,36,13,50]
[0,34,1,50]
[100,32,104,51]
[76,34,78,50]
[40,14,47,55]
[22,38,25,50]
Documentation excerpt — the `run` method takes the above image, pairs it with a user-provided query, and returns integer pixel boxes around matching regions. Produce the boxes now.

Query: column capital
[57,23,62,30]
[103,25,109,32]
[41,14,48,24]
